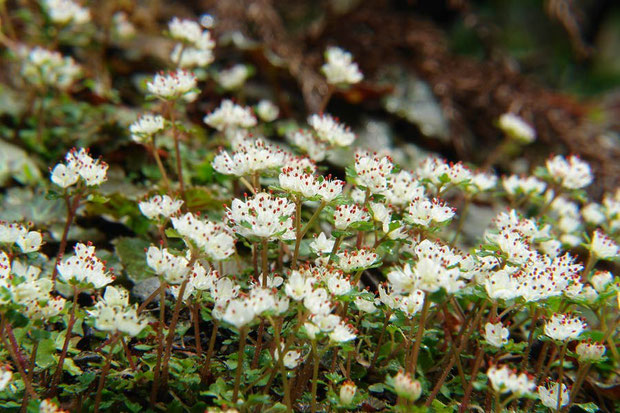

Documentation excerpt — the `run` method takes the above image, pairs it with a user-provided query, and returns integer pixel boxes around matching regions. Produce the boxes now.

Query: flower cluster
[56,242,115,289]
[88,286,148,336]
[21,47,81,90]
[51,147,108,187]
[321,47,363,86]
[168,17,215,68]
[147,69,198,100]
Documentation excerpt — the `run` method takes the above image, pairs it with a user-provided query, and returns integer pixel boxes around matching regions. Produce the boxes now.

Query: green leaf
[113,237,151,283]
[36,338,57,369]
[368,383,385,393]
[575,402,599,413]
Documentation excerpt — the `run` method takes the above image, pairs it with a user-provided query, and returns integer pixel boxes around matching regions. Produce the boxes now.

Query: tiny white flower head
[130,114,165,143]
[354,151,394,194]
[484,321,509,347]
[0,366,12,391]
[333,204,369,231]
[147,70,197,100]
[339,380,357,405]
[329,322,356,343]
[63,147,108,186]
[503,175,546,197]
[256,100,279,122]
[139,195,183,220]
[544,313,586,342]
[538,382,569,409]
[308,114,355,147]
[22,47,82,90]
[545,155,593,190]
[582,203,606,226]
[590,230,619,260]
[406,197,455,227]
[0,221,26,244]
[204,100,257,131]
[321,47,363,86]
[310,232,336,255]
[43,0,90,26]
[591,271,613,292]
[287,129,327,162]
[487,365,535,395]
[226,192,295,241]
[282,349,303,369]
[112,12,136,40]
[216,64,251,91]
[498,113,535,143]
[390,371,421,401]
[16,230,43,253]
[50,163,79,188]
[576,341,606,362]
[336,248,378,273]
[222,298,255,329]
[354,297,377,313]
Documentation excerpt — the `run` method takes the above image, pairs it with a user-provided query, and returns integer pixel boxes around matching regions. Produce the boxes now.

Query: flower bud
[576,341,605,362]
[392,371,421,401]
[339,380,357,405]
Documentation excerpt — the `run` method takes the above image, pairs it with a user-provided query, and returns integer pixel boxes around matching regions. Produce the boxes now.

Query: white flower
[354,151,394,194]
[303,288,332,316]
[88,286,147,337]
[329,322,356,342]
[204,100,257,131]
[544,313,586,341]
[406,197,454,227]
[63,148,108,186]
[171,212,236,261]
[112,12,135,39]
[214,138,284,177]
[484,322,509,347]
[498,113,536,143]
[216,65,251,90]
[249,287,276,315]
[50,163,79,188]
[0,367,11,391]
[285,270,315,301]
[57,242,114,288]
[39,399,67,413]
[321,46,363,85]
[354,297,377,313]
[398,290,425,318]
[0,221,27,244]
[391,371,421,401]
[538,382,569,409]
[308,114,355,147]
[384,170,425,207]
[333,204,369,230]
[415,157,450,189]
[310,232,336,255]
[545,155,593,190]
[282,349,303,369]
[576,341,605,362]
[487,365,535,395]
[256,100,279,122]
[336,249,378,273]
[16,231,43,253]
[339,381,357,404]
[22,47,81,90]
[226,192,295,241]
[147,70,197,100]
[590,230,618,260]
[168,17,214,49]
[139,195,183,220]
[582,203,606,225]
[223,299,255,329]
[171,45,214,68]
[503,175,546,197]
[484,269,520,301]
[145,245,190,284]
[43,0,90,26]
[468,171,498,193]
[287,129,327,161]
[327,275,352,296]
[130,114,165,143]
[591,271,613,292]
